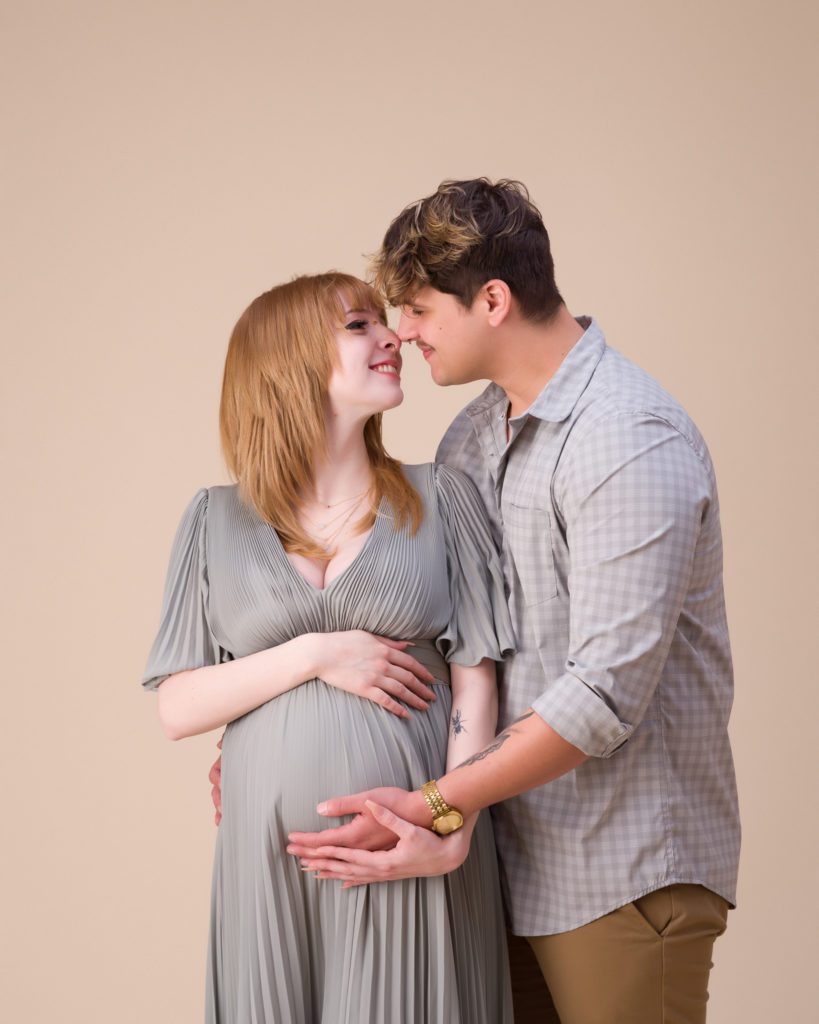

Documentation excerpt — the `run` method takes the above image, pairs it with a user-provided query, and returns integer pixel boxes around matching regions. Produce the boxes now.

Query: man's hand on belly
[286,787,473,884]
[287,785,420,853]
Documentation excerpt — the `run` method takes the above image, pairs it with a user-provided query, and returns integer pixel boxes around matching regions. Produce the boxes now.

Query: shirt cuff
[531,669,632,758]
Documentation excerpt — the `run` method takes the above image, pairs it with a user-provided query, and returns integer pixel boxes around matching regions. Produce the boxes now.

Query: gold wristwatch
[420,780,464,836]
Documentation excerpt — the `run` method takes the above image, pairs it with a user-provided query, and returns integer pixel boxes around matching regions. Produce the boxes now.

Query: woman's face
[327,297,403,420]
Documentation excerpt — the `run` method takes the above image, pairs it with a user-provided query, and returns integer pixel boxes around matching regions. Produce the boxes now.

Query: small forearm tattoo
[451,708,467,737]
[454,710,535,770]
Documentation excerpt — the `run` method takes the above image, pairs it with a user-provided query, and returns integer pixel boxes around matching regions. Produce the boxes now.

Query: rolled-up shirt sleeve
[532,412,712,757]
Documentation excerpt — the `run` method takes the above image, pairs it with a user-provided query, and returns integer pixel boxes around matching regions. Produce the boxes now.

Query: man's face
[396,287,491,386]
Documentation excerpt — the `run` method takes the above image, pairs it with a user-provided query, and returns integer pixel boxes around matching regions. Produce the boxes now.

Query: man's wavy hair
[371,178,563,322]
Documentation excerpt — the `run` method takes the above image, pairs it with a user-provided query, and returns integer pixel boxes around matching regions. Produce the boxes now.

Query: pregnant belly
[219,679,451,836]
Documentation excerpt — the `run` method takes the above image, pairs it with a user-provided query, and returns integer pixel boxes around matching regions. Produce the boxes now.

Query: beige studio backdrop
[3,1,817,1021]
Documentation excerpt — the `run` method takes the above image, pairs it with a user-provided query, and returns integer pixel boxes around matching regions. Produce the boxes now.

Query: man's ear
[481,279,513,327]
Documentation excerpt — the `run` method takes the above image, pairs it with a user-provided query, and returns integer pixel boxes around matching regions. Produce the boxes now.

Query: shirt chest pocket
[503,503,559,605]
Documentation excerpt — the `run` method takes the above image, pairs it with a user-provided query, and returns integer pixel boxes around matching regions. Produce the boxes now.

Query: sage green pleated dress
[142,462,515,1023]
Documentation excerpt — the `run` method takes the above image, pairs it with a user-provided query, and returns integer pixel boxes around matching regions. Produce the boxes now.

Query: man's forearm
[434,709,588,817]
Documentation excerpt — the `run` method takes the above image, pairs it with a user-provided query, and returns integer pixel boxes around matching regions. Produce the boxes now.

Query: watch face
[433,811,464,835]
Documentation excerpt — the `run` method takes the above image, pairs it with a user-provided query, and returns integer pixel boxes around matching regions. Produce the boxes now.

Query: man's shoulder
[577,344,709,458]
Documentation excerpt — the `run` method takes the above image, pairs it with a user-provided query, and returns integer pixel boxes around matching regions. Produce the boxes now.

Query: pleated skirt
[206,680,513,1023]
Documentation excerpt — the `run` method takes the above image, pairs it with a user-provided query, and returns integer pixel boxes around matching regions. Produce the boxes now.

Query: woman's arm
[445,659,498,772]
[157,631,438,741]
[439,658,499,837]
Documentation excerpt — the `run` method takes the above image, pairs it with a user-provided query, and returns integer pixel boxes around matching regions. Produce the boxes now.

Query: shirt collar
[465,316,606,424]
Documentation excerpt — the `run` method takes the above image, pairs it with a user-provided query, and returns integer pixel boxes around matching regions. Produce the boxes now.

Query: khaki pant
[508,884,729,1024]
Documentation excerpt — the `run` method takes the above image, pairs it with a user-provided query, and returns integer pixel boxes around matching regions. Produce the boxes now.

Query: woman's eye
[344,320,368,331]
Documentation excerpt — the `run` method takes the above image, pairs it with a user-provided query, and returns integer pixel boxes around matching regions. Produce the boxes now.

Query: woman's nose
[380,327,402,351]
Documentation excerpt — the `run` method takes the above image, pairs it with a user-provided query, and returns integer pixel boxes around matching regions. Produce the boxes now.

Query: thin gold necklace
[310,486,370,510]
[310,498,369,552]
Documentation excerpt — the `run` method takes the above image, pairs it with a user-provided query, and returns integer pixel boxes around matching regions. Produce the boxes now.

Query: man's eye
[344,320,368,331]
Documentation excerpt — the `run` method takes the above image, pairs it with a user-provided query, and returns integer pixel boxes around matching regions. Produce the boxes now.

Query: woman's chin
[378,388,405,412]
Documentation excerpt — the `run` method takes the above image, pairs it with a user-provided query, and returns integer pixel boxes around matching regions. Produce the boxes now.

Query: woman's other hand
[312,631,438,719]
[209,735,223,825]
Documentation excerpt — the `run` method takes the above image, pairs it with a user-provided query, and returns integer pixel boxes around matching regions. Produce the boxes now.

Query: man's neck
[491,306,586,419]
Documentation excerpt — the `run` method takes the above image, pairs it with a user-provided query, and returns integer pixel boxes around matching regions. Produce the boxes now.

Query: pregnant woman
[141,272,515,1022]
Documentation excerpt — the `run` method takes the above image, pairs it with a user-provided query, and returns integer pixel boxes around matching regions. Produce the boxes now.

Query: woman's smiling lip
[369,359,401,376]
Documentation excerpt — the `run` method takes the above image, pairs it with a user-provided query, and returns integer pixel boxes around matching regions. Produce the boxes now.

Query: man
[216,179,741,1022]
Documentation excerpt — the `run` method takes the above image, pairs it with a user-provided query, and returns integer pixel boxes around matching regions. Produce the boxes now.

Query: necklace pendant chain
[314,486,369,510]
[302,491,372,551]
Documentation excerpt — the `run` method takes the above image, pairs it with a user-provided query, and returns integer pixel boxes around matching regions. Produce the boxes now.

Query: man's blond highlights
[372,178,563,321]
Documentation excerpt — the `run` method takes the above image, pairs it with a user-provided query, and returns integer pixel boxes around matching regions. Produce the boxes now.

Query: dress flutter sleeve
[141,488,226,691]
[433,464,515,667]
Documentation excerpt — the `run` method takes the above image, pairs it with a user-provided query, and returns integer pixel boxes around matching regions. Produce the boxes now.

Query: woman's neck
[307,418,373,507]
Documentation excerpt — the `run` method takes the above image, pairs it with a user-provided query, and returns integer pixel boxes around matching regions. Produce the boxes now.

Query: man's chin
[430,367,474,388]
[428,365,452,387]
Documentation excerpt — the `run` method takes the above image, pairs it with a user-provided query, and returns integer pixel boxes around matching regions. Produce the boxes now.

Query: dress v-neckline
[272,496,386,594]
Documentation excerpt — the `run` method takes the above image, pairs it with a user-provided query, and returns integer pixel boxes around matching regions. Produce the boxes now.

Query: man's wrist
[407,788,435,829]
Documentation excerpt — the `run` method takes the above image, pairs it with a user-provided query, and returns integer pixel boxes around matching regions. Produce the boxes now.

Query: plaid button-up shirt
[436,317,740,935]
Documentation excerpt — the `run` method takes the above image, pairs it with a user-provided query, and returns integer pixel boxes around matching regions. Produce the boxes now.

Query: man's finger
[316,794,368,817]
[365,800,417,840]
[288,821,363,847]
[288,831,362,856]
[287,828,347,848]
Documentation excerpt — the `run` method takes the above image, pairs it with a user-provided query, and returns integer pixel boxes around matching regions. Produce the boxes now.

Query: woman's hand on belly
[311,631,438,718]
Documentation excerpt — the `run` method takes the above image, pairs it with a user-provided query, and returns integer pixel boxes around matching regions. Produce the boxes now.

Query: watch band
[421,779,451,820]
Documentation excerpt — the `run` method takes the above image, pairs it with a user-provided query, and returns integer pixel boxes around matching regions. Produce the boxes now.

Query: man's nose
[396,313,418,344]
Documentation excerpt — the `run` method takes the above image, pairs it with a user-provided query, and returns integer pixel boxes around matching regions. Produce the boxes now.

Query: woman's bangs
[333,277,387,324]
